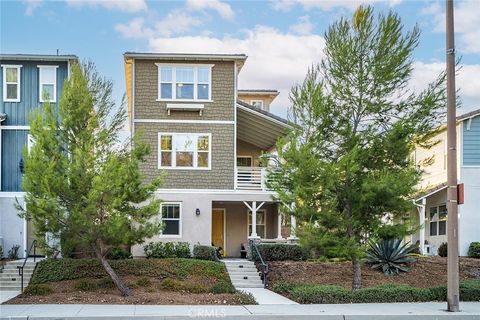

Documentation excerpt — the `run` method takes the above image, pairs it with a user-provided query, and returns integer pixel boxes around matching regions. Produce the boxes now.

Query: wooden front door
[212,209,225,255]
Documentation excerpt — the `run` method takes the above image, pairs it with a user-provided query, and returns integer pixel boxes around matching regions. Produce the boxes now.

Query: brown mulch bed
[5,276,251,305]
[267,256,480,289]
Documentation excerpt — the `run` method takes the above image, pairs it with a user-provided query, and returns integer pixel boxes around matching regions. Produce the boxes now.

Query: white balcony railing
[235,167,270,191]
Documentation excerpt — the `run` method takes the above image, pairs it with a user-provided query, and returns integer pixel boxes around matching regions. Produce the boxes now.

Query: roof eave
[0,54,78,62]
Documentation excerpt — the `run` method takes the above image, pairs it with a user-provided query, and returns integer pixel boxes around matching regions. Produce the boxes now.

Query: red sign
[458,183,464,205]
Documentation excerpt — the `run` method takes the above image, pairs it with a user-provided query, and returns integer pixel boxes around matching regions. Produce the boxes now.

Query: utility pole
[446,0,459,312]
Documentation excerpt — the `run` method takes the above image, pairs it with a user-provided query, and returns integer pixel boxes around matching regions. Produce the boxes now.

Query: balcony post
[261,168,267,191]
[251,201,258,238]
[419,198,426,255]
[287,214,298,240]
[276,212,283,239]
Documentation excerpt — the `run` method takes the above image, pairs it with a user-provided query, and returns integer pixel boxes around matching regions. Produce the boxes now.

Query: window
[237,156,253,167]
[251,100,264,109]
[161,202,181,236]
[2,65,21,102]
[38,65,58,102]
[248,210,266,238]
[158,133,211,169]
[156,64,213,101]
[27,134,35,153]
[429,204,447,236]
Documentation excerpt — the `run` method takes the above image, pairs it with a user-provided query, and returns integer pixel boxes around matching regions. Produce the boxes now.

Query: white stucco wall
[458,167,480,256]
[131,190,275,257]
[0,196,26,258]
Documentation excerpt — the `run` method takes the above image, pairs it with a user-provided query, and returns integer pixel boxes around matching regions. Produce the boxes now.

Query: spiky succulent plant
[365,239,417,276]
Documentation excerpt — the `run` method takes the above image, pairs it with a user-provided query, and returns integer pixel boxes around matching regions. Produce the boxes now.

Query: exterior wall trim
[134,119,234,125]
[0,125,30,130]
[0,192,26,197]
[154,188,277,195]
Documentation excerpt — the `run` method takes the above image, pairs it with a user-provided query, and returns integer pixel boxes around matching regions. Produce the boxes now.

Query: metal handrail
[249,239,269,288]
[17,240,37,292]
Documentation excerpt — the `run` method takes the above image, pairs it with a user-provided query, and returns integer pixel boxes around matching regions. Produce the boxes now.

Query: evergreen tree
[270,6,446,290]
[19,62,162,296]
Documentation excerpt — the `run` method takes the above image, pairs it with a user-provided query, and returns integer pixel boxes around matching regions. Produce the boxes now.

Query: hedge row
[273,280,480,304]
[252,243,306,261]
[30,258,230,285]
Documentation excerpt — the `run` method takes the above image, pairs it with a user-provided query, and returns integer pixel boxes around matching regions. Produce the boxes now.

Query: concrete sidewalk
[1,302,480,319]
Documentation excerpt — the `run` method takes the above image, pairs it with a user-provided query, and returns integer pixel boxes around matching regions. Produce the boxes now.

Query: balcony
[235,167,271,191]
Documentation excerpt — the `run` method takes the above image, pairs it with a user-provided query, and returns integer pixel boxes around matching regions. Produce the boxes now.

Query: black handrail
[249,239,268,288]
[17,240,37,292]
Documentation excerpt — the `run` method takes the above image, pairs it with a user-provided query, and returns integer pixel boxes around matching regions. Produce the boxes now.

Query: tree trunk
[352,256,362,290]
[93,245,131,296]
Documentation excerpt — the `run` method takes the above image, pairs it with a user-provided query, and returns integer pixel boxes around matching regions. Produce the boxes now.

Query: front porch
[211,201,297,257]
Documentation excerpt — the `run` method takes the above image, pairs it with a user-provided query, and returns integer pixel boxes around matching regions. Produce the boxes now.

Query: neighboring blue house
[0,54,77,258]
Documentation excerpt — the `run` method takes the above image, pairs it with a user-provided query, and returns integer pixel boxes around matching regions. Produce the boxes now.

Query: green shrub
[193,245,218,261]
[144,242,191,259]
[136,277,152,287]
[468,242,480,259]
[7,244,20,259]
[211,280,235,294]
[234,291,257,304]
[365,239,416,275]
[252,244,305,261]
[75,279,98,291]
[159,278,206,293]
[106,247,132,260]
[23,284,53,296]
[273,280,480,304]
[438,242,448,257]
[98,276,115,288]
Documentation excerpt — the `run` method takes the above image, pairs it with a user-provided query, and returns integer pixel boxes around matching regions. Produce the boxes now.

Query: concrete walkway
[0,290,20,304]
[1,302,479,319]
[240,288,298,305]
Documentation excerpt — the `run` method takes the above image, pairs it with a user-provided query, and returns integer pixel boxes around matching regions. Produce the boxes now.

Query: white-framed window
[237,156,253,167]
[158,133,211,170]
[251,100,264,109]
[156,64,213,101]
[38,65,58,102]
[2,65,21,102]
[248,210,266,238]
[429,204,447,236]
[160,202,182,237]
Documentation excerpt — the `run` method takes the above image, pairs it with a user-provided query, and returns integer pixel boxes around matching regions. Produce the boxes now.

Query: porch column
[243,201,264,239]
[276,212,283,239]
[418,198,426,254]
[288,214,298,240]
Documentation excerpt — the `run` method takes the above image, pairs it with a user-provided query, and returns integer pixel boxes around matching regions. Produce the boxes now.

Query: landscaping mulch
[5,278,251,305]
[267,256,480,289]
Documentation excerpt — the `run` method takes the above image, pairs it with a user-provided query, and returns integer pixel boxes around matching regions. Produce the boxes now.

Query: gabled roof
[236,100,291,150]
[238,89,279,97]
[415,183,448,201]
[457,107,480,121]
[0,54,78,62]
[124,52,247,62]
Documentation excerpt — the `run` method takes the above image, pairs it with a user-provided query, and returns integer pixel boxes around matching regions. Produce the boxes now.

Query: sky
[1,0,479,119]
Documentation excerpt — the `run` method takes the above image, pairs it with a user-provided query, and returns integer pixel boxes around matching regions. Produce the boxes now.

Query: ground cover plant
[6,258,256,305]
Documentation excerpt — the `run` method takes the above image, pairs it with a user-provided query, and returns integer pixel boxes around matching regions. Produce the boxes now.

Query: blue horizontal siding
[463,116,480,166]
[1,130,28,191]
[0,60,68,125]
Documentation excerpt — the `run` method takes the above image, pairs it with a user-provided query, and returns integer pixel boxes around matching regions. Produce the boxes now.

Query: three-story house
[124,53,294,257]
[0,54,77,258]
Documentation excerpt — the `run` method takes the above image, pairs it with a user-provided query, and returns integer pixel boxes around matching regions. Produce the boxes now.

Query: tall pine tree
[270,6,446,290]
[19,62,162,296]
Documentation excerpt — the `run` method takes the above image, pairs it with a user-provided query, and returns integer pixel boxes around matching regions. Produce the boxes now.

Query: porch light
[19,158,25,174]
[196,208,201,216]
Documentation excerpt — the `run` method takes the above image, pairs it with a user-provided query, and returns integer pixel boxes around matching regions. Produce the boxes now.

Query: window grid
[248,210,266,238]
[38,65,58,103]
[156,64,213,101]
[429,204,447,236]
[158,133,211,170]
[160,203,182,236]
[2,65,21,102]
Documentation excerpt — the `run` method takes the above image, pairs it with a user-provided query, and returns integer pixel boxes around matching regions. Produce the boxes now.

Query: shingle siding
[135,122,235,190]
[134,59,235,121]
[463,116,480,166]
[133,58,236,189]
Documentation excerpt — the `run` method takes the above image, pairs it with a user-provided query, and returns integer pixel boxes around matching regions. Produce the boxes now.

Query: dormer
[238,89,279,112]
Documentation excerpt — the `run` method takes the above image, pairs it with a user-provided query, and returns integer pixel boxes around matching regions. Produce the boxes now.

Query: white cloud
[65,0,147,12]
[186,0,234,20]
[411,61,480,113]
[422,0,480,54]
[24,0,42,15]
[272,0,402,12]
[115,17,153,39]
[290,15,315,35]
[148,26,326,117]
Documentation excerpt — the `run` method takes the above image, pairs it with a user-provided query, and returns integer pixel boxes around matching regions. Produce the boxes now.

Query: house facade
[411,109,480,256]
[124,53,294,257]
[238,89,279,112]
[0,54,77,258]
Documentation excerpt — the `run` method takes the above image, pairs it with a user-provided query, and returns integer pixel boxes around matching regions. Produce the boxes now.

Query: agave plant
[365,239,416,276]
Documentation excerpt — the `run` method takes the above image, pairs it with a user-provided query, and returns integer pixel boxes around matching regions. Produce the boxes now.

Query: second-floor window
[2,65,21,102]
[158,133,211,169]
[251,100,264,109]
[38,65,58,102]
[156,64,213,101]
[429,204,447,236]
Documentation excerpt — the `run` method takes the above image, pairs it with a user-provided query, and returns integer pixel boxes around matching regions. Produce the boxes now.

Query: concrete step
[4,262,37,267]
[229,274,261,280]
[0,275,32,281]
[2,267,35,272]
[0,271,33,276]
[223,262,255,267]
[232,282,264,288]
[225,270,260,276]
